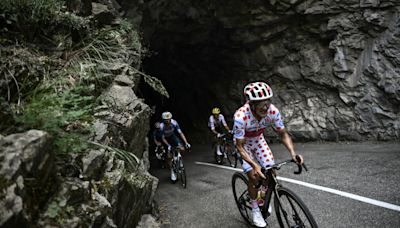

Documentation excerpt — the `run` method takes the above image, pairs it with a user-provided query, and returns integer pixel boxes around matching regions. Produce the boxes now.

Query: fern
[14,85,95,154]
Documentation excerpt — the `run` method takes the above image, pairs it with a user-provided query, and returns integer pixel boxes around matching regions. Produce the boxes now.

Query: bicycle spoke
[232,172,253,226]
[275,188,317,228]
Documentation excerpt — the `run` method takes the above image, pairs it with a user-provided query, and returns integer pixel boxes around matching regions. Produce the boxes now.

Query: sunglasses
[255,100,271,109]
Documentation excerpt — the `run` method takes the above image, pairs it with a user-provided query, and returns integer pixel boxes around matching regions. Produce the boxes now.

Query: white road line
[195,161,400,212]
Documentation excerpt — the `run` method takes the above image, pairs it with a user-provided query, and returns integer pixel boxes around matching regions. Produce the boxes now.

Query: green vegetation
[0,0,168,156]
[89,141,140,172]
[44,196,75,224]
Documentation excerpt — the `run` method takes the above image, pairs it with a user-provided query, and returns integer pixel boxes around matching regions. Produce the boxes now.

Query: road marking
[195,161,400,212]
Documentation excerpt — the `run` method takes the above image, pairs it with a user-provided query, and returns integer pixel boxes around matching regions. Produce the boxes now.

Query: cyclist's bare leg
[215,136,223,154]
[167,150,173,168]
[246,170,258,199]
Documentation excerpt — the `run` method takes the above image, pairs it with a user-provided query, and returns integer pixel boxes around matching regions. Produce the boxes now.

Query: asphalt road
[149,141,400,228]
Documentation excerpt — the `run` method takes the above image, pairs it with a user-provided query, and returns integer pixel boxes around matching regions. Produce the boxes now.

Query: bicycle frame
[232,157,317,228]
[259,159,308,220]
[171,146,187,188]
[259,168,278,217]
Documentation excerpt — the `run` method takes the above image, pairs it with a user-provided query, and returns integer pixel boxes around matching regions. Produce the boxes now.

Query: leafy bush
[14,85,95,154]
[1,1,168,156]
[0,0,89,43]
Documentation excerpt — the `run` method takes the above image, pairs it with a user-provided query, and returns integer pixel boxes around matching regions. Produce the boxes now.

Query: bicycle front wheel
[228,147,239,168]
[274,187,318,228]
[178,157,187,188]
[231,172,252,225]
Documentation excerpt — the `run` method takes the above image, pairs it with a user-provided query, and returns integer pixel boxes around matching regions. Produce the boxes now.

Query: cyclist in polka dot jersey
[234,104,283,171]
[233,82,304,228]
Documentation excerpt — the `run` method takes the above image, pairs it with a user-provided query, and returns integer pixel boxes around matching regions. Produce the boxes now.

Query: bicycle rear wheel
[178,157,187,188]
[274,187,317,228]
[231,172,252,225]
[221,144,233,167]
[227,146,238,168]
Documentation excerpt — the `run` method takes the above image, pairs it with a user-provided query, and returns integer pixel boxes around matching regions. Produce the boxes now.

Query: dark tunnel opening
[141,43,240,143]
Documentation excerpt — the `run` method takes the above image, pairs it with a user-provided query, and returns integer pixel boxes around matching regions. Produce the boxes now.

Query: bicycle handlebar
[262,155,308,175]
[217,133,234,141]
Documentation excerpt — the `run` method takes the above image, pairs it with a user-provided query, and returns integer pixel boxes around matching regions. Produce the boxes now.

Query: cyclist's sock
[250,199,259,209]
[216,145,222,155]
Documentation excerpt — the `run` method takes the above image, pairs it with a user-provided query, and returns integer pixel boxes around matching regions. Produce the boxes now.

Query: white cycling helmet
[161,111,172,120]
[243,82,273,101]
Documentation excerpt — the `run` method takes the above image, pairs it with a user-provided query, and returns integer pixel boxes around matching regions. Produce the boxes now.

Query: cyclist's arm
[220,115,231,132]
[278,129,303,164]
[161,135,169,147]
[236,138,266,179]
[224,125,230,132]
[174,120,189,145]
[154,138,162,146]
[209,116,219,135]
[271,105,303,164]
[179,132,189,145]
[210,127,219,135]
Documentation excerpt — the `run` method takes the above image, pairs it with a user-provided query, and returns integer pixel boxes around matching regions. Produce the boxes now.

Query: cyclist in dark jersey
[152,122,165,160]
[153,122,164,147]
[160,111,191,182]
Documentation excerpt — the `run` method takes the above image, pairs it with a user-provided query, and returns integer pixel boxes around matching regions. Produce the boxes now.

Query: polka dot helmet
[243,82,273,101]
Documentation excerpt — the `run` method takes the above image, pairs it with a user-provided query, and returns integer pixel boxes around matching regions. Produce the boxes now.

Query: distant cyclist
[233,82,304,227]
[208,107,231,157]
[152,122,165,160]
[160,111,191,182]
[153,122,164,147]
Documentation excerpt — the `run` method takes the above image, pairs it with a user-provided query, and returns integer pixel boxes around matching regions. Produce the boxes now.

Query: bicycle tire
[215,145,223,165]
[233,151,239,168]
[227,145,238,168]
[231,172,252,225]
[178,157,187,188]
[221,143,233,167]
[274,187,318,228]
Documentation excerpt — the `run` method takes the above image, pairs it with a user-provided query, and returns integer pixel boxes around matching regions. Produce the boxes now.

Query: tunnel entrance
[141,43,237,143]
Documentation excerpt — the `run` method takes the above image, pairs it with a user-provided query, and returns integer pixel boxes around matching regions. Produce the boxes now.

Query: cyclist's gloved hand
[217,133,222,138]
[229,130,234,134]
[185,143,191,149]
[167,145,172,152]
[293,154,304,165]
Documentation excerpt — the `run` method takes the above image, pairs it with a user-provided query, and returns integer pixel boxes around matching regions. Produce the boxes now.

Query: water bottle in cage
[256,185,267,206]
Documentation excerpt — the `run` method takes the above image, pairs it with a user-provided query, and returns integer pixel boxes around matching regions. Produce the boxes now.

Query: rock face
[0,75,158,227]
[140,0,400,141]
[0,1,158,225]
[0,130,54,227]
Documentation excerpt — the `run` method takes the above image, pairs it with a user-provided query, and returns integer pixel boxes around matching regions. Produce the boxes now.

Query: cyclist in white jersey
[233,82,304,228]
[160,111,191,182]
[208,107,231,156]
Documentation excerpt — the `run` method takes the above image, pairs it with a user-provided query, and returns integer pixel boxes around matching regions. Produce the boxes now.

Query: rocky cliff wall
[0,0,160,227]
[0,76,158,227]
[140,0,400,141]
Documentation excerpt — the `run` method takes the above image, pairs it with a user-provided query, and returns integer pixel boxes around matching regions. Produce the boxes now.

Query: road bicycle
[232,156,317,227]
[214,133,240,168]
[171,146,187,188]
